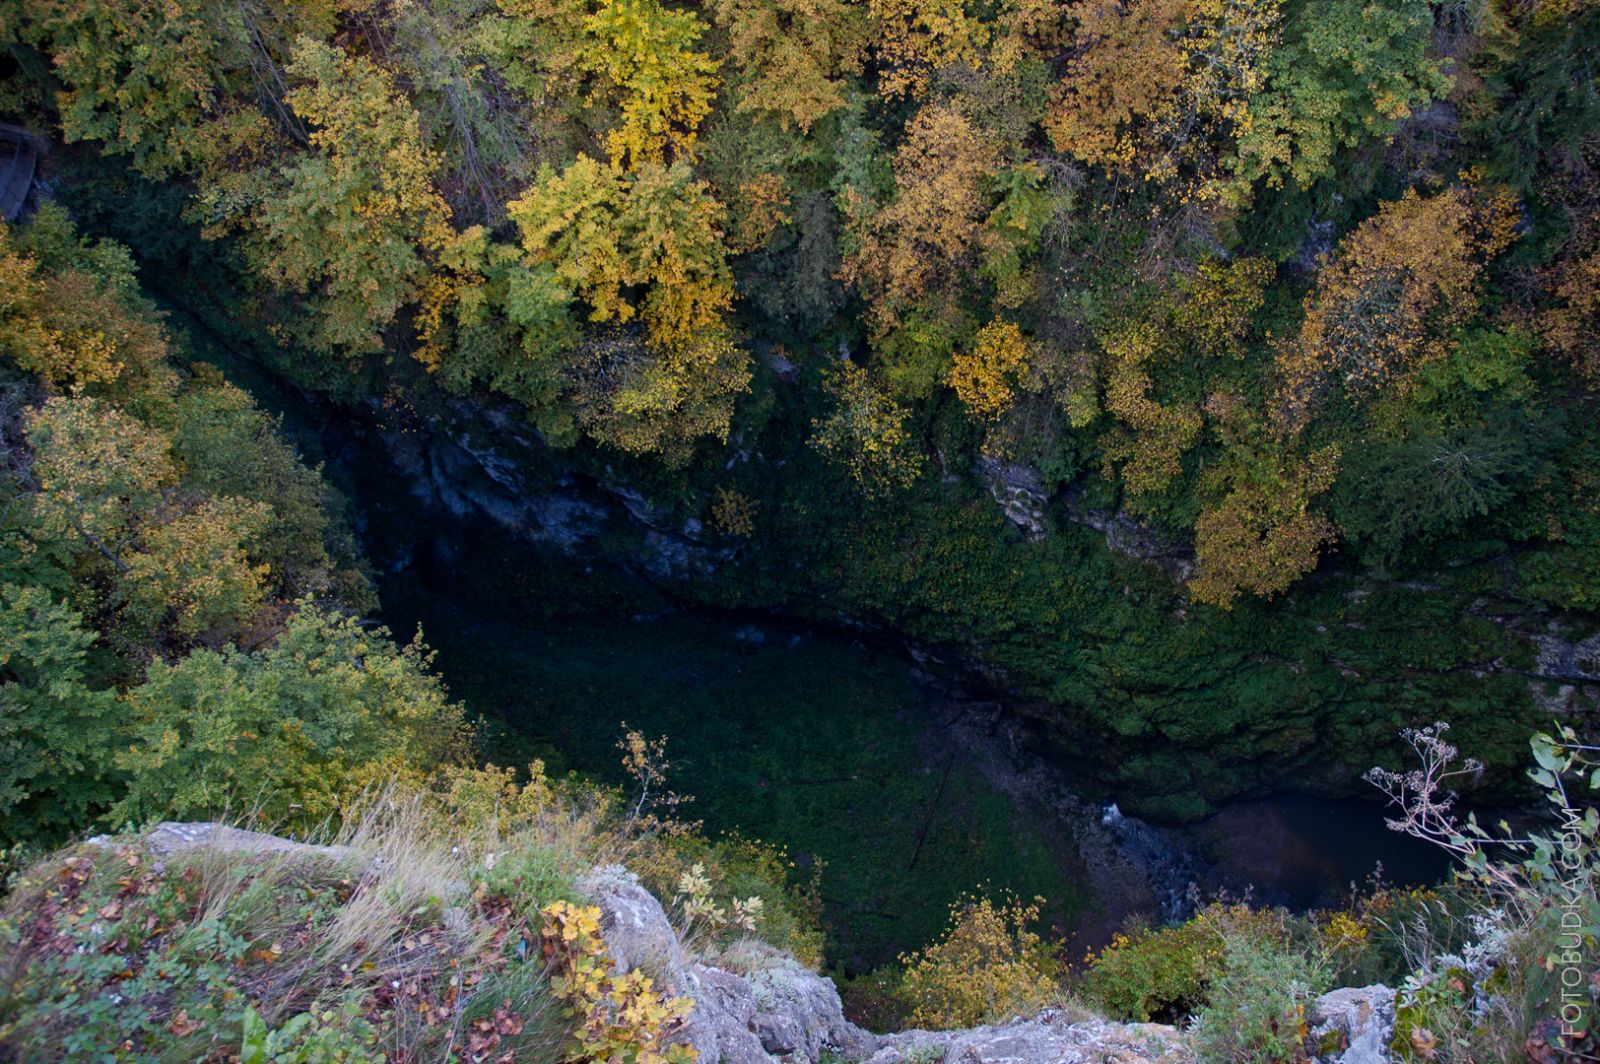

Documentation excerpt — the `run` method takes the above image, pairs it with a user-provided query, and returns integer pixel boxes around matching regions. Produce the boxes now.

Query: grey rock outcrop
[104,826,1403,1064]
[1059,486,1195,581]
[1307,984,1397,1064]
[866,1008,1194,1064]
[577,863,1407,1064]
[1531,625,1600,684]
[90,821,350,863]
[579,866,692,977]
[979,458,1050,541]
[579,866,871,1064]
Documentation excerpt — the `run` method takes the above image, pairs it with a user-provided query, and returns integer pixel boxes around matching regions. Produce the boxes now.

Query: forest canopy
[1,3,1599,1058]
[7,0,1596,610]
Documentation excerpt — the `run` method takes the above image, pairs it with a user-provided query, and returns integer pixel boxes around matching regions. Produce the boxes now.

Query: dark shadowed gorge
[0,1,1597,1060]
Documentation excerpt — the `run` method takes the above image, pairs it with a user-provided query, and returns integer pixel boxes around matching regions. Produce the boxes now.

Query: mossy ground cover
[380,580,1084,969]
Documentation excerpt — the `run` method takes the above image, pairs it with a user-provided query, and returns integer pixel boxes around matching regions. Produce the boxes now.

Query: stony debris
[1307,984,1397,1064]
[866,1008,1194,1064]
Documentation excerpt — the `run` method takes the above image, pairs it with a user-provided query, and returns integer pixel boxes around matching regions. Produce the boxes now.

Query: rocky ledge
[578,862,1398,1064]
[130,822,1399,1064]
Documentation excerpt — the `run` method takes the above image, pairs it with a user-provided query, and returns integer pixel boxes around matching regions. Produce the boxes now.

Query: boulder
[90,821,349,863]
[1307,984,1397,1064]
[578,866,872,1064]
[866,1008,1193,1064]
[979,457,1049,541]
[578,866,691,979]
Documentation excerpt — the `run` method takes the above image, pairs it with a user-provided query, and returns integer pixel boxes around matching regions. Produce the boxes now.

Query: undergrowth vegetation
[835,727,1599,1062]
[0,755,819,1061]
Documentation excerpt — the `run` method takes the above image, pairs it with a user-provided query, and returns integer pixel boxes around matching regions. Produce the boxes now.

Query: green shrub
[1190,934,1327,1063]
[1080,910,1227,1022]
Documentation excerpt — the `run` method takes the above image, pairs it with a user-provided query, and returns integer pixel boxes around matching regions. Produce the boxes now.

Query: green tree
[243,38,453,356]
[1189,394,1340,608]
[1230,0,1450,194]
[1330,421,1545,568]
[0,584,118,845]
[169,375,368,604]
[25,394,175,572]
[21,0,227,177]
[114,604,469,828]
[1098,258,1275,502]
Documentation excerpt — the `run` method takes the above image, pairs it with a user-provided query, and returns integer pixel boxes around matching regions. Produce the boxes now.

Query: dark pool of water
[1185,794,1452,909]
[377,580,1089,968]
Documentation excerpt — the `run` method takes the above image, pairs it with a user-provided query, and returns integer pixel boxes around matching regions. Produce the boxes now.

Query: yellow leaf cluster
[122,497,273,638]
[583,0,721,170]
[1189,398,1340,608]
[1099,321,1204,497]
[1099,258,1273,499]
[709,485,759,537]
[1045,0,1280,195]
[0,223,168,394]
[709,0,868,132]
[1540,212,1600,385]
[1276,181,1519,427]
[509,157,737,351]
[867,0,988,100]
[540,900,699,1064]
[841,103,1000,330]
[727,173,792,253]
[897,895,1060,1030]
[811,359,922,493]
[949,320,1031,420]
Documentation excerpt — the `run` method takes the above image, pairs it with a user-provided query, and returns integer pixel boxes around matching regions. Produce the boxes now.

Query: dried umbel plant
[1365,722,1486,864]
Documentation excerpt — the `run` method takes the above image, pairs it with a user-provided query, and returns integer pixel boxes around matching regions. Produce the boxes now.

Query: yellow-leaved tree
[896,895,1060,1030]
[949,320,1032,420]
[1275,180,1519,427]
[867,0,988,100]
[709,0,869,132]
[582,0,721,170]
[1189,393,1340,608]
[238,38,454,357]
[841,102,1000,342]
[507,156,750,459]
[1045,0,1281,197]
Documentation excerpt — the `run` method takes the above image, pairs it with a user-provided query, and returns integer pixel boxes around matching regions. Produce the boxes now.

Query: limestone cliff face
[352,392,1600,822]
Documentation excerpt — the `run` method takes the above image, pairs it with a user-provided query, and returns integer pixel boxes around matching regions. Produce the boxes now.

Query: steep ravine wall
[235,364,1600,825]
[358,393,1600,784]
